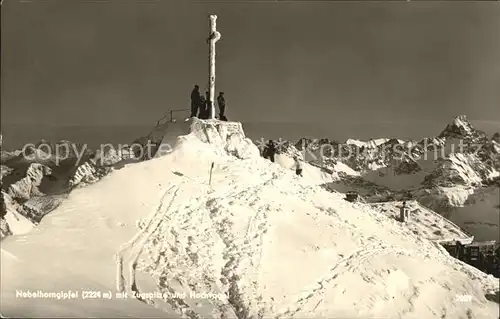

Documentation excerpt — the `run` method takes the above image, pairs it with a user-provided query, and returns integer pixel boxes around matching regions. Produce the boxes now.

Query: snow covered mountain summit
[1,118,498,319]
[438,115,488,143]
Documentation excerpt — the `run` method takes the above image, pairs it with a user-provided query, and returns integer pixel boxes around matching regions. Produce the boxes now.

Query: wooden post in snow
[209,162,215,186]
[208,15,221,120]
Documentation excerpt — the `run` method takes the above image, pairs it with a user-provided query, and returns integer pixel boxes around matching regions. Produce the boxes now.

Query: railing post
[170,110,173,122]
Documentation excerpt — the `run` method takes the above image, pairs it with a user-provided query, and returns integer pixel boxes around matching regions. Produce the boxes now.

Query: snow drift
[1,119,498,318]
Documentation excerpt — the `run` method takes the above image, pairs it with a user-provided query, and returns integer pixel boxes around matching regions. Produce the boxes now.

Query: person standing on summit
[204,91,211,119]
[293,156,303,177]
[190,85,202,118]
[263,140,277,163]
[199,95,206,119]
[217,92,226,121]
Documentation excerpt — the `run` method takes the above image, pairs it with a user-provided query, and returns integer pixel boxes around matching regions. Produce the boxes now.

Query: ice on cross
[207,14,222,120]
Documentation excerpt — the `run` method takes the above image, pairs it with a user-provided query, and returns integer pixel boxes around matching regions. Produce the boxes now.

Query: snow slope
[1,119,499,318]
[2,210,34,236]
[274,153,341,185]
[369,201,474,245]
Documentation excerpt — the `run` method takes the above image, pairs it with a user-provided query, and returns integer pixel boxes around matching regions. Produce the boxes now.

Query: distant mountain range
[274,115,499,242]
[1,115,499,243]
[2,118,499,150]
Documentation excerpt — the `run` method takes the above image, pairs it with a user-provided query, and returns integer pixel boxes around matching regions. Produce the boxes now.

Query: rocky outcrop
[69,160,112,189]
[1,163,55,237]
[422,153,496,188]
[0,165,14,182]
[0,217,12,238]
[415,137,445,153]
[19,195,67,224]
[0,191,35,238]
[7,163,52,202]
[394,159,422,175]
[492,132,500,144]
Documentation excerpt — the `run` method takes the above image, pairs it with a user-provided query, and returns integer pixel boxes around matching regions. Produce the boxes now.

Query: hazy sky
[1,0,499,143]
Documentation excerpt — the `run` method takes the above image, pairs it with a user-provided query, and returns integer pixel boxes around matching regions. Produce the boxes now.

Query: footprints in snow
[205,184,271,318]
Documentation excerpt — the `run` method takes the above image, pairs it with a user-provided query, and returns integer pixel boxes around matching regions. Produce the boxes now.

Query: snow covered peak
[440,115,473,136]
[438,115,487,142]
[345,138,390,148]
[381,138,407,147]
[133,117,260,162]
[173,118,260,160]
[453,115,472,131]
[345,139,366,148]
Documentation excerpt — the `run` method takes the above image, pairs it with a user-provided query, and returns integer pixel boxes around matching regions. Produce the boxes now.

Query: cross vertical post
[209,162,214,186]
[208,15,221,120]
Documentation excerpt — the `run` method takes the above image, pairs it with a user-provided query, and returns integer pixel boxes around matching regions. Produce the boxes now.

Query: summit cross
[207,15,222,120]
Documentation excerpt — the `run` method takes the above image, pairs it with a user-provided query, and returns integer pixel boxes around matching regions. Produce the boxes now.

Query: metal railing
[156,109,190,126]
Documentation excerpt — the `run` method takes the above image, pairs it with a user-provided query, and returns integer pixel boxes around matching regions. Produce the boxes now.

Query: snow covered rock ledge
[155,118,259,160]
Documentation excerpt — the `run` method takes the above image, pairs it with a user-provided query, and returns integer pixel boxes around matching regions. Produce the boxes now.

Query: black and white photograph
[1,0,499,318]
